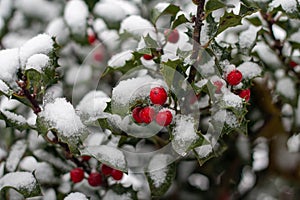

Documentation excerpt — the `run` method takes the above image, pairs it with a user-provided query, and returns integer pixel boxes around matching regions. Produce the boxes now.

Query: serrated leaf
[216,12,242,36]
[205,0,226,13]
[172,14,190,29]
[146,154,176,197]
[0,172,41,198]
[80,145,127,172]
[5,140,27,172]
[246,17,262,26]
[151,4,180,24]
[143,34,159,48]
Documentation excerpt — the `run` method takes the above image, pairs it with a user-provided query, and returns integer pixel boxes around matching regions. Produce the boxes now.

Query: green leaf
[143,34,159,48]
[0,172,42,198]
[205,0,226,14]
[172,14,190,29]
[151,4,180,24]
[246,16,262,26]
[0,110,32,131]
[160,59,183,88]
[216,12,242,36]
[194,141,227,166]
[80,145,127,172]
[108,184,138,200]
[146,154,176,197]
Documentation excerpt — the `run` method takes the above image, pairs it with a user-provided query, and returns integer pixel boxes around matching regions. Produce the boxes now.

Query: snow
[0,0,13,19]
[1,110,28,126]
[239,25,260,50]
[223,64,236,77]
[5,140,27,172]
[155,3,170,12]
[222,92,243,108]
[120,15,154,37]
[195,144,213,159]
[99,30,119,51]
[188,173,210,191]
[287,134,300,153]
[93,18,107,35]
[108,50,133,68]
[76,90,111,123]
[64,192,88,200]
[276,77,296,100]
[82,145,126,171]
[213,110,238,128]
[26,54,49,73]
[269,0,297,13]
[64,0,88,36]
[39,98,86,138]
[0,172,38,193]
[15,0,61,21]
[199,57,215,76]
[172,115,199,156]
[108,0,139,15]
[103,190,132,200]
[0,48,20,85]
[148,154,170,188]
[0,17,3,31]
[237,62,262,79]
[253,42,281,67]
[46,18,70,45]
[20,34,54,68]
[93,2,126,22]
[65,65,92,85]
[0,80,9,94]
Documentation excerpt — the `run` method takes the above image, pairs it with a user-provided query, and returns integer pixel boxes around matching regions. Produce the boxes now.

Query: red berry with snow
[155,110,173,126]
[226,70,243,86]
[111,169,123,181]
[70,168,84,183]
[88,172,102,187]
[101,164,113,176]
[164,29,179,43]
[143,54,154,60]
[150,87,168,105]
[88,33,97,45]
[132,107,143,123]
[139,106,155,124]
[213,80,223,93]
[238,89,251,102]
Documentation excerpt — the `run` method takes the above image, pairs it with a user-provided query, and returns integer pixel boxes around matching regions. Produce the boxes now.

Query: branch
[188,0,206,84]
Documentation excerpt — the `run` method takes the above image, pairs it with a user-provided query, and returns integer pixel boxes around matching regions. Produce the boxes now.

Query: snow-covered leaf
[0,172,41,198]
[151,3,180,24]
[103,184,138,200]
[237,61,262,79]
[0,110,31,131]
[146,154,176,197]
[205,0,226,14]
[64,192,88,200]
[5,140,27,172]
[81,145,127,171]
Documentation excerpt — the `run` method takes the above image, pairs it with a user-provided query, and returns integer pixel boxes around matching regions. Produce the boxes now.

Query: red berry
[101,164,113,176]
[164,29,179,43]
[155,110,173,126]
[111,169,123,181]
[139,107,155,124]
[150,87,168,105]
[93,52,103,62]
[88,33,97,45]
[70,168,84,183]
[213,80,223,93]
[88,172,102,187]
[143,54,154,60]
[226,70,243,86]
[238,89,251,102]
[81,156,91,162]
[289,61,298,68]
[132,107,143,123]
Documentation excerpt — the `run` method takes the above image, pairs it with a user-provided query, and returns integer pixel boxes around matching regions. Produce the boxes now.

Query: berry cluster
[69,158,124,187]
[132,87,173,126]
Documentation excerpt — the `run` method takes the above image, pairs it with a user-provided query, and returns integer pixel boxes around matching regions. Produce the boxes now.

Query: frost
[276,77,296,100]
[120,15,154,37]
[213,110,239,128]
[148,154,170,188]
[93,1,126,22]
[239,25,260,50]
[0,48,20,85]
[26,54,49,73]
[15,0,61,21]
[64,0,88,36]
[269,0,297,13]
[5,140,27,172]
[287,134,300,153]
[82,145,126,171]
[103,190,132,200]
[172,115,199,156]
[64,192,88,200]
[39,98,86,138]
[222,92,243,108]
[76,90,111,123]
[20,33,54,67]
[199,57,215,76]
[108,50,133,68]
[195,145,213,159]
[237,62,262,79]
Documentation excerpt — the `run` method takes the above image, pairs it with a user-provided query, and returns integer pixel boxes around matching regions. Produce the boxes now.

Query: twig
[187,0,206,84]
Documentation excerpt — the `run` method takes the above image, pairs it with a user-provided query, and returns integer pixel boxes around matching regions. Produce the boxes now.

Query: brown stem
[188,0,206,84]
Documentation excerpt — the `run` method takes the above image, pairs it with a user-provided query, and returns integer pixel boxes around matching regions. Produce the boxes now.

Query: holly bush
[0,0,300,199]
